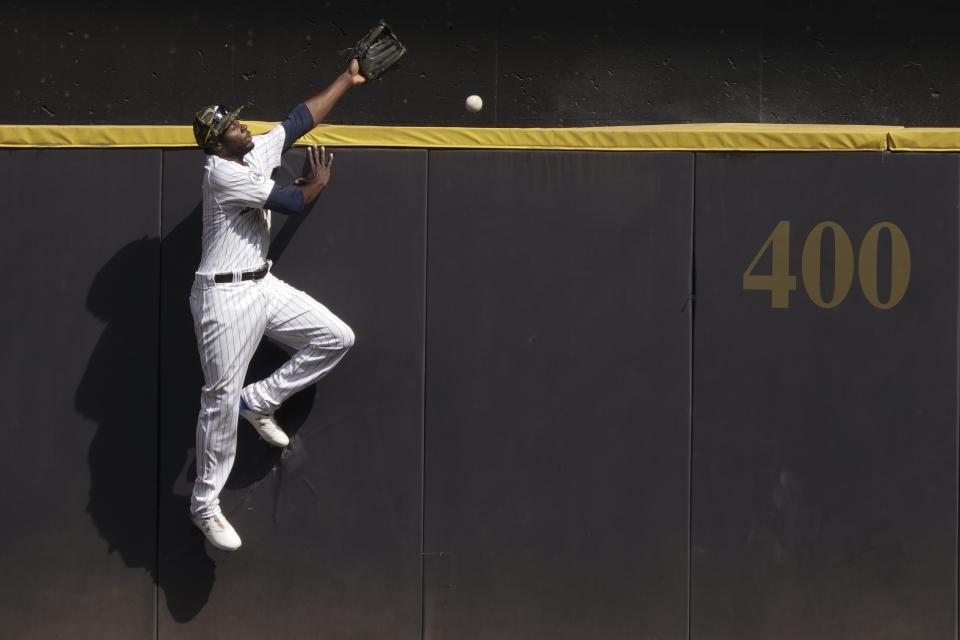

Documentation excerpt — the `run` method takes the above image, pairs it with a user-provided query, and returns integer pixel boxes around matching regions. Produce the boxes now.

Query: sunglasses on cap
[210,104,236,127]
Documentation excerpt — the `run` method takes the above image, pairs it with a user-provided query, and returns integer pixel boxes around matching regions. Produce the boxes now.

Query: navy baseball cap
[192,104,244,146]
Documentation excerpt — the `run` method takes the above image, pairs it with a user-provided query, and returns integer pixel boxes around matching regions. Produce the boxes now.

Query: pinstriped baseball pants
[188,272,354,518]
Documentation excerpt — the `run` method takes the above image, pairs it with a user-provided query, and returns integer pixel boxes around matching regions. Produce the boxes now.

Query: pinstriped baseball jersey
[197,124,287,274]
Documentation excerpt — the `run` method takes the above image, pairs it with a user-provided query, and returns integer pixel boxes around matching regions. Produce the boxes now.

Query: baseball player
[188,59,365,551]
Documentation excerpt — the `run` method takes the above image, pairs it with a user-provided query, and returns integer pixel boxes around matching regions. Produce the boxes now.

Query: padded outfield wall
[0,125,956,640]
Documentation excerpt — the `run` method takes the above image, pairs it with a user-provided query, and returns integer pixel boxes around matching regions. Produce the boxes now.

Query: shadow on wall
[75,235,160,586]
[77,195,318,623]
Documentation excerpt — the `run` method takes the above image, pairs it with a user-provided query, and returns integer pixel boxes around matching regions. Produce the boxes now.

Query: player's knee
[308,323,354,351]
[202,381,240,405]
[339,324,356,350]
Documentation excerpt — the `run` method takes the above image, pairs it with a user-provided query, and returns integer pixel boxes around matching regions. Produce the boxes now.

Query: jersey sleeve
[281,103,313,153]
[207,161,276,211]
[264,184,306,215]
[249,124,286,173]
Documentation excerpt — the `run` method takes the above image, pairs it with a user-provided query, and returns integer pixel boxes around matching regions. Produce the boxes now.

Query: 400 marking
[743,221,911,309]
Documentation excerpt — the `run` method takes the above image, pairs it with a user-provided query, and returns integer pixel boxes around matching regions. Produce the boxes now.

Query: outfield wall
[0,126,955,640]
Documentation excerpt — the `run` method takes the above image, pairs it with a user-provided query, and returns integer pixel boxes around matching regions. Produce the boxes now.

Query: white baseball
[465,94,483,113]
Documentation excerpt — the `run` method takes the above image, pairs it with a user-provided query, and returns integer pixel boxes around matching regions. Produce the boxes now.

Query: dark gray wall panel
[424,150,693,640]
[692,153,958,639]
[0,150,159,639]
[157,148,425,638]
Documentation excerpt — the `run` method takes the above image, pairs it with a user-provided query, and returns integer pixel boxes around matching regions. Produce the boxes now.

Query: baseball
[465,94,483,113]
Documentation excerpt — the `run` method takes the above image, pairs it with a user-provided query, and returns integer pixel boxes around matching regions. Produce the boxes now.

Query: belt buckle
[213,263,267,284]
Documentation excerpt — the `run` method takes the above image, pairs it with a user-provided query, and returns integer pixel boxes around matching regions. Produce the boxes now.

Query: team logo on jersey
[250,170,265,185]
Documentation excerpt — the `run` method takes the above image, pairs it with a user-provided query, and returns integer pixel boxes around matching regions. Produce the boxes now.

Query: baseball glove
[348,20,407,80]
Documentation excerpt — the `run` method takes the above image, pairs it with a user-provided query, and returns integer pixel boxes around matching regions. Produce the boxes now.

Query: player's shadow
[76,235,160,591]
[78,153,318,623]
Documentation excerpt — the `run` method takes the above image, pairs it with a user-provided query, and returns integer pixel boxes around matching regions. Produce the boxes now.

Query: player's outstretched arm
[277,59,365,155]
[304,59,366,127]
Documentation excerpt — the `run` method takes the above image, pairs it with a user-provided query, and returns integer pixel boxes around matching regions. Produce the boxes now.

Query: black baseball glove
[348,20,407,80]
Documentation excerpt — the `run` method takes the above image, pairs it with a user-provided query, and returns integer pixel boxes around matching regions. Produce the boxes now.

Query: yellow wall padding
[886,129,960,151]
[295,123,898,151]
[0,125,201,148]
[1,121,951,152]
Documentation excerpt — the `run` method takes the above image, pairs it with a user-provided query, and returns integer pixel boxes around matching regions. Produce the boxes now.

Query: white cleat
[239,397,290,448]
[193,513,242,551]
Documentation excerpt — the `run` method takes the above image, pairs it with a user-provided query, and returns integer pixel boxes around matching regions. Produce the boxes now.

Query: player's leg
[241,273,354,415]
[190,281,268,521]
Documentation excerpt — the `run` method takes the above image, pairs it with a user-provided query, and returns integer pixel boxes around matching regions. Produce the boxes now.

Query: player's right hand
[347,58,366,86]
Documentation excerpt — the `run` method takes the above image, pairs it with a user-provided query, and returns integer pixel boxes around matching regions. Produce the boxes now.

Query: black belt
[213,263,270,284]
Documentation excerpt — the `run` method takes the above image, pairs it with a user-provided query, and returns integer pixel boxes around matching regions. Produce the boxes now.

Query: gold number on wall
[858,222,911,309]
[744,220,910,309]
[801,222,855,309]
[742,220,797,309]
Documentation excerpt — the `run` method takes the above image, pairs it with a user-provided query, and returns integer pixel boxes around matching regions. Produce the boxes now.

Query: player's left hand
[294,144,334,189]
[346,58,366,86]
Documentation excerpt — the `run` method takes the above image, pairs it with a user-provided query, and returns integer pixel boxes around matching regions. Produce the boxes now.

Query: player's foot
[192,513,242,551]
[239,396,290,448]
